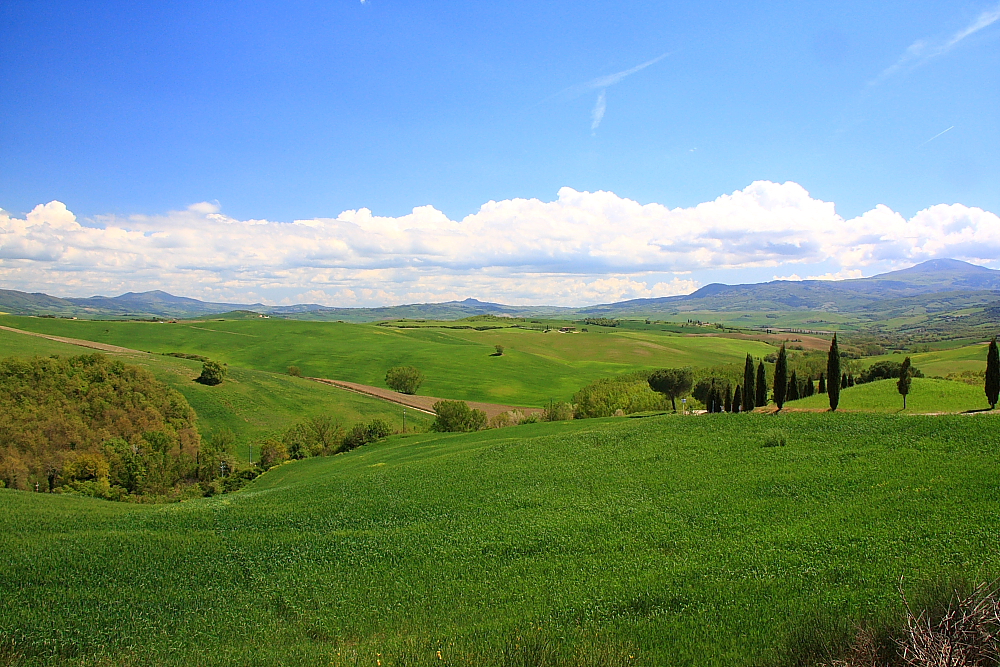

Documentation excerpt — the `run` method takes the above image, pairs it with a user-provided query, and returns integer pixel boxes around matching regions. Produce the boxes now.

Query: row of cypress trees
[772,334,843,411]
[704,333,1000,414]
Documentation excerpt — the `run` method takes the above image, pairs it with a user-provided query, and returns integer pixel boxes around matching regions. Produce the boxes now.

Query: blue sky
[1,1,999,306]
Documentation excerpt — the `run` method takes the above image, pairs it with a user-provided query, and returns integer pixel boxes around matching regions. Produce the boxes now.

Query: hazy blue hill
[2,259,999,324]
[584,260,1000,317]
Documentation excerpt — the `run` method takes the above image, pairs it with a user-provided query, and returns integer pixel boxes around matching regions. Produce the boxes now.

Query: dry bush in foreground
[830,580,1000,667]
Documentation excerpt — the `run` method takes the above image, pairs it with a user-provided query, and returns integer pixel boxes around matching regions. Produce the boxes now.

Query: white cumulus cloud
[1,180,998,307]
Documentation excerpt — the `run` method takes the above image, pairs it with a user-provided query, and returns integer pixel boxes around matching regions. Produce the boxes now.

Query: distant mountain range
[3,259,1000,323]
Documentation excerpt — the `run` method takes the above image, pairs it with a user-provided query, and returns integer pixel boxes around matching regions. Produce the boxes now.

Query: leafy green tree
[827,334,841,411]
[258,439,288,468]
[385,366,425,394]
[432,400,487,432]
[773,344,788,410]
[755,361,767,407]
[493,344,505,356]
[742,354,756,412]
[195,360,227,386]
[647,367,694,412]
[287,366,301,377]
[897,356,912,409]
[986,337,1000,409]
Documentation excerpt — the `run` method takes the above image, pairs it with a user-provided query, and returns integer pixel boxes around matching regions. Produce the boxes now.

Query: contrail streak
[918,125,954,147]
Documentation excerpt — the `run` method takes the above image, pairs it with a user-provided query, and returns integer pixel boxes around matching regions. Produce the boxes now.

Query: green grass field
[793,377,991,413]
[862,342,990,377]
[0,328,432,446]
[0,315,776,406]
[2,412,999,666]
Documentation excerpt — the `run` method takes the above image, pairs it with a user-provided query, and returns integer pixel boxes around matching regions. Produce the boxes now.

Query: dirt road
[309,378,543,419]
[0,325,149,355]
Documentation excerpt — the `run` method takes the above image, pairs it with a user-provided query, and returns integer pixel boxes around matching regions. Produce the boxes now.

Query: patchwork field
[0,316,776,406]
[3,412,1000,666]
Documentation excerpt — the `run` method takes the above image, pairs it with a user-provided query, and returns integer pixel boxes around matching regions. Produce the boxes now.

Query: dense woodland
[0,354,202,499]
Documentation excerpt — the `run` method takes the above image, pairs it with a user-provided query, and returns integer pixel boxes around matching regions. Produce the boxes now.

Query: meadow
[793,377,991,413]
[2,411,1000,666]
[0,315,776,406]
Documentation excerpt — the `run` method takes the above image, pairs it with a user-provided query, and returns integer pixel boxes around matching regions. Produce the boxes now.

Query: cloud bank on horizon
[1,180,999,307]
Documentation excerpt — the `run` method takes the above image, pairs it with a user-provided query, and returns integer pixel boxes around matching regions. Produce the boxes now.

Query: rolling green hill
[792,377,989,413]
[2,412,999,665]
[0,316,776,406]
[0,328,432,446]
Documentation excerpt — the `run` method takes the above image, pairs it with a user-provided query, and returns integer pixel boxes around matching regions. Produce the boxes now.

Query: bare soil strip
[309,378,543,419]
[0,325,149,355]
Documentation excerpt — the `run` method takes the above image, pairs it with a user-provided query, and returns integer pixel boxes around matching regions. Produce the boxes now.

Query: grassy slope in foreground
[0,328,431,446]
[3,412,1000,666]
[793,377,989,413]
[0,316,775,406]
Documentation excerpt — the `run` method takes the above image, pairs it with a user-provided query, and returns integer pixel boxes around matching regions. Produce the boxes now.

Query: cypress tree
[787,370,800,401]
[732,385,742,414]
[805,377,815,397]
[897,356,912,409]
[743,354,755,412]
[827,334,841,412]
[841,372,848,389]
[818,372,826,394]
[986,337,1000,409]
[773,344,788,410]
[723,384,733,413]
[756,361,767,407]
[848,374,855,387]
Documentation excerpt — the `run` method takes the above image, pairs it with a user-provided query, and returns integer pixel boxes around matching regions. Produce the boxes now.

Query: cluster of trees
[278,414,392,459]
[573,371,671,418]
[681,355,768,413]
[582,317,620,328]
[858,360,923,384]
[0,354,202,499]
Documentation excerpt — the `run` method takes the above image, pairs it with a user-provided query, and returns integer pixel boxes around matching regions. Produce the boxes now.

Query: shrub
[195,360,227,386]
[543,402,574,422]
[385,366,425,394]
[432,400,487,432]
[287,366,301,377]
[762,430,788,447]
[488,412,514,429]
[493,344,504,356]
[342,418,393,451]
